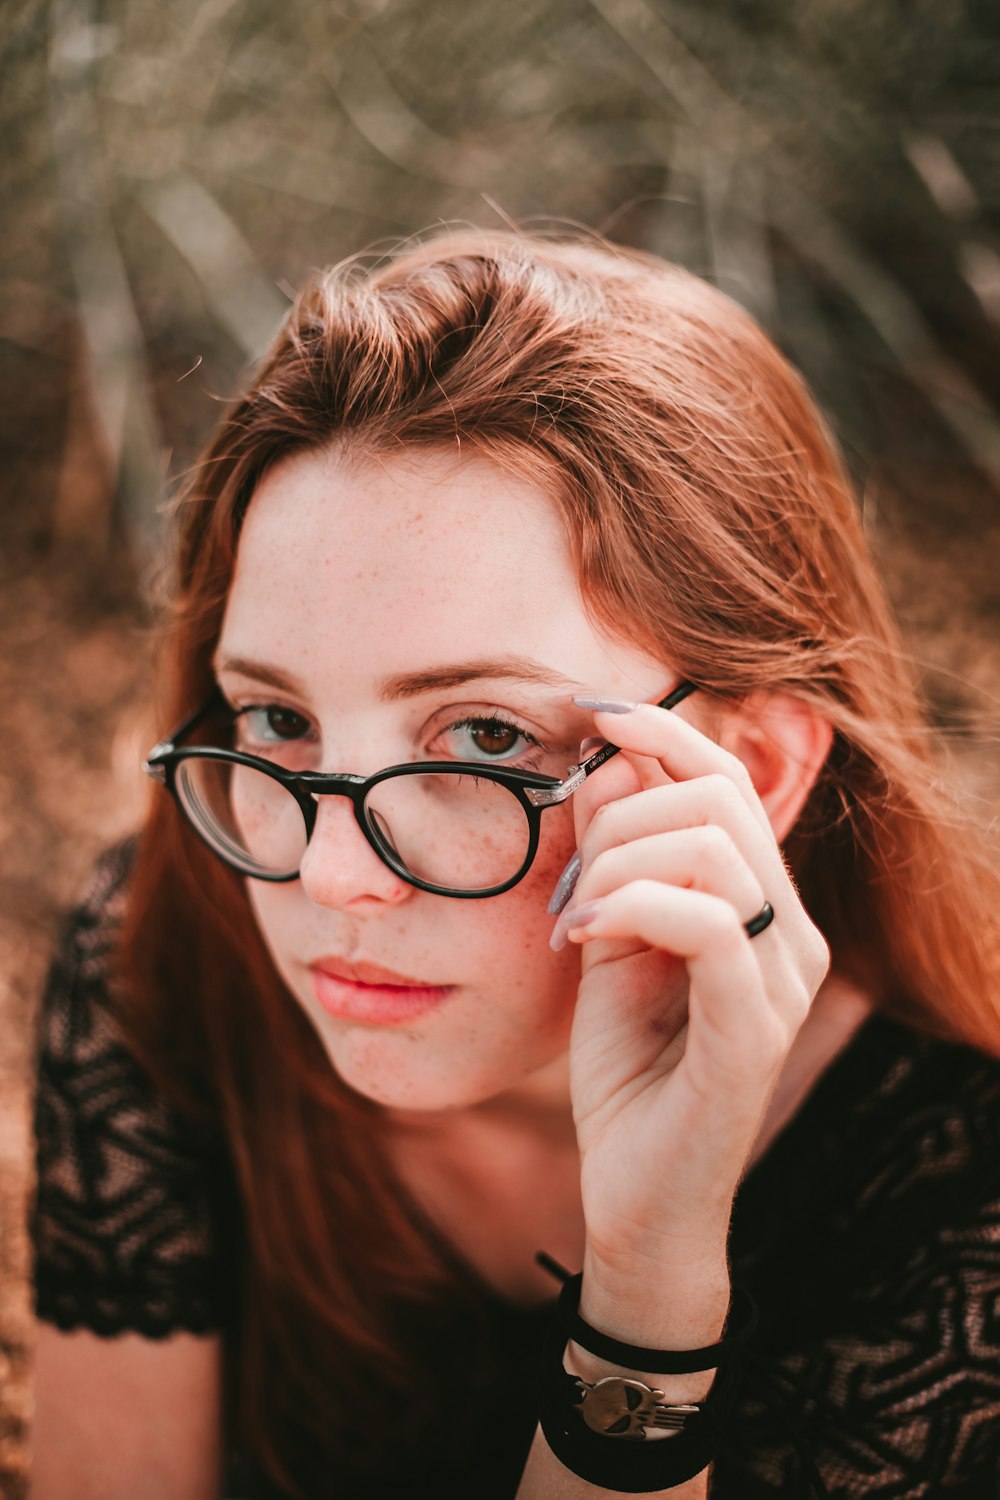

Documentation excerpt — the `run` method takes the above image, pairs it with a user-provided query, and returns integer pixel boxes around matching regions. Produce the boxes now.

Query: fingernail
[549,898,604,952]
[579,736,605,760]
[547,849,581,915]
[572,695,639,714]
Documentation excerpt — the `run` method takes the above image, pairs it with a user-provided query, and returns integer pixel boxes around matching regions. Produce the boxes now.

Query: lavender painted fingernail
[549,898,604,952]
[547,850,582,915]
[572,695,639,714]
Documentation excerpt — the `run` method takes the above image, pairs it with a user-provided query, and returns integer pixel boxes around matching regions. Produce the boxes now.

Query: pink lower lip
[310,969,455,1026]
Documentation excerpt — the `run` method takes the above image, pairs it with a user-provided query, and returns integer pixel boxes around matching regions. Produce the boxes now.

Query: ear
[716,692,834,842]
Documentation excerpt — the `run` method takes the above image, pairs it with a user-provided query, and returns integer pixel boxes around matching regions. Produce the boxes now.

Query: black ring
[743,900,774,938]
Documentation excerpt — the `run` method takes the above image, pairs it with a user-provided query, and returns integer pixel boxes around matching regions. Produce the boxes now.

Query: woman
[29,230,1000,1499]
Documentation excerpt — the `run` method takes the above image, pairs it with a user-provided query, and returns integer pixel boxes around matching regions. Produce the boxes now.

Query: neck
[384,1047,578,1150]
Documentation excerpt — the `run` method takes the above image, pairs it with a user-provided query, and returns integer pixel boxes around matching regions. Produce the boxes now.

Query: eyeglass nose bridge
[286,769,376,838]
[288,769,412,870]
[291,769,370,798]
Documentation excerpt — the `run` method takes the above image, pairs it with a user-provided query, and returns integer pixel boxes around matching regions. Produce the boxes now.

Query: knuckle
[591,800,616,834]
[580,803,615,860]
[803,924,832,989]
[705,899,744,948]
[703,772,743,814]
[630,876,664,910]
[585,844,617,885]
[725,752,756,790]
[696,823,739,873]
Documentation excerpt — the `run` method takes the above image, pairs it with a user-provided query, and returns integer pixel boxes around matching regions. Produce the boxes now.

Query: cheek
[244,883,298,978]
[471,806,579,983]
[523,803,578,905]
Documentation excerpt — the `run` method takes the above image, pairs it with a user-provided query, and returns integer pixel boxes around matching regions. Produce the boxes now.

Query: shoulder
[37,838,135,1046]
[839,1013,1000,1221]
[724,1014,1000,1495]
[32,839,236,1338]
[745,1009,1000,1229]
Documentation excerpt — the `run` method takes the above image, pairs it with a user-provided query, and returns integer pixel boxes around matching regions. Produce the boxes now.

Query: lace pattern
[31,842,228,1337]
[721,1012,1000,1497]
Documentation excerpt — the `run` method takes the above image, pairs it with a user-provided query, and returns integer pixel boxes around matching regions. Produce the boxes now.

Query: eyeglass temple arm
[524,680,698,808]
[144,688,228,773]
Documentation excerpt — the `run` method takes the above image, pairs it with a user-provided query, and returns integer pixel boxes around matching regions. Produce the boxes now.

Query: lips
[310,956,439,988]
[307,955,456,1027]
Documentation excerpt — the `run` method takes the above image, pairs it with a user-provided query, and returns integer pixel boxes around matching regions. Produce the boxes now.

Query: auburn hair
[118,229,1000,1494]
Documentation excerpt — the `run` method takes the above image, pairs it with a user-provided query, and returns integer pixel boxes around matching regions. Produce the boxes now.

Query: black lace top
[30,845,1000,1498]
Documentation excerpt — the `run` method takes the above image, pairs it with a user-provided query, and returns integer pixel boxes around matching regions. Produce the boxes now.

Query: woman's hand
[553,695,831,1304]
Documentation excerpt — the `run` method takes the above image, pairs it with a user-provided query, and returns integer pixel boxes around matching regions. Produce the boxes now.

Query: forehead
[220,445,657,696]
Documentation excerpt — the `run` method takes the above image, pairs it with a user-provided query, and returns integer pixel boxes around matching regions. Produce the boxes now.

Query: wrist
[580,1245,731,1350]
[575,1254,731,1406]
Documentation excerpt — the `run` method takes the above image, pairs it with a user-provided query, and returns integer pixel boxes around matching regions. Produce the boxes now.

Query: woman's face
[216,445,671,1114]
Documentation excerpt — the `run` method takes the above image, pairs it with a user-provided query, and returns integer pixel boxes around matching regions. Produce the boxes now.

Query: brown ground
[0,477,997,1497]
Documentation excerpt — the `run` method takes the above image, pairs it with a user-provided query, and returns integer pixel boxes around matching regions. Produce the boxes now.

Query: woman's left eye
[440,715,541,763]
[237,704,313,745]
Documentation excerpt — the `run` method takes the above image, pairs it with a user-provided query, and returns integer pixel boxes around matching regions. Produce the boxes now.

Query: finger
[573,825,766,928]
[584,702,774,835]
[546,745,671,917]
[622,745,675,794]
[578,775,792,916]
[563,881,791,1068]
[570,743,644,855]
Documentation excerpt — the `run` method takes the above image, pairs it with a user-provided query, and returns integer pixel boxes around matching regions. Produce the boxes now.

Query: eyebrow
[213,654,584,701]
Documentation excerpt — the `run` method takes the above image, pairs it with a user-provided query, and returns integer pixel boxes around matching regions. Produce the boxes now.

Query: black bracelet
[536,1275,758,1493]
[537,1313,744,1492]
[557,1274,758,1374]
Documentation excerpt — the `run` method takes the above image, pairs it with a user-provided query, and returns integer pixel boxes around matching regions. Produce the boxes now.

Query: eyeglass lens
[174,758,535,892]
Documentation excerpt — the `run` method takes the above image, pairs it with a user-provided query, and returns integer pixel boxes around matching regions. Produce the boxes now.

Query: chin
[310,1021,563,1114]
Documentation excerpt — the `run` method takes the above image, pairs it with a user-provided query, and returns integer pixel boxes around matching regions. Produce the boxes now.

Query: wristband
[535,1265,758,1494]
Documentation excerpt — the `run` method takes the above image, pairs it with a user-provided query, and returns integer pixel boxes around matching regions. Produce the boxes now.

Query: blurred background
[2,0,999,1488]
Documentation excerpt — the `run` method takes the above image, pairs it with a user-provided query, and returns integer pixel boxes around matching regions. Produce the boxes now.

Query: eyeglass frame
[143,679,698,899]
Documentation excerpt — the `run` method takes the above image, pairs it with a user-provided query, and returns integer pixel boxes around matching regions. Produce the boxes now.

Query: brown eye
[470,718,521,756]
[237,705,311,745]
[435,712,546,767]
[263,707,308,740]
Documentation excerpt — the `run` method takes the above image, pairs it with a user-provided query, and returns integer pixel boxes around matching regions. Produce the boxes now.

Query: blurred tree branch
[590,0,1000,489]
[47,0,163,560]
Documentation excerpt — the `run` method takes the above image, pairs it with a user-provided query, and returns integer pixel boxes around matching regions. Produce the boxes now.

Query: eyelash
[228,703,547,766]
[446,713,546,766]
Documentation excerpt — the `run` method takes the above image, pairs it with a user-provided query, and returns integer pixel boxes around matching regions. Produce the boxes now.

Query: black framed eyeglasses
[143,681,697,899]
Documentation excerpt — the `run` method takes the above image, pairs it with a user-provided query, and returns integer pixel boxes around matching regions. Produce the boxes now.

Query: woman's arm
[518,695,831,1495]
[30,1324,225,1500]
[30,849,233,1499]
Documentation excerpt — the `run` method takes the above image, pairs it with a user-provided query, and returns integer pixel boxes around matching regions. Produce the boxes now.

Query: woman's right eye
[236,705,312,745]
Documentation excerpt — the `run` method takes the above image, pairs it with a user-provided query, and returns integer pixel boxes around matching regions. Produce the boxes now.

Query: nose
[298,793,412,911]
